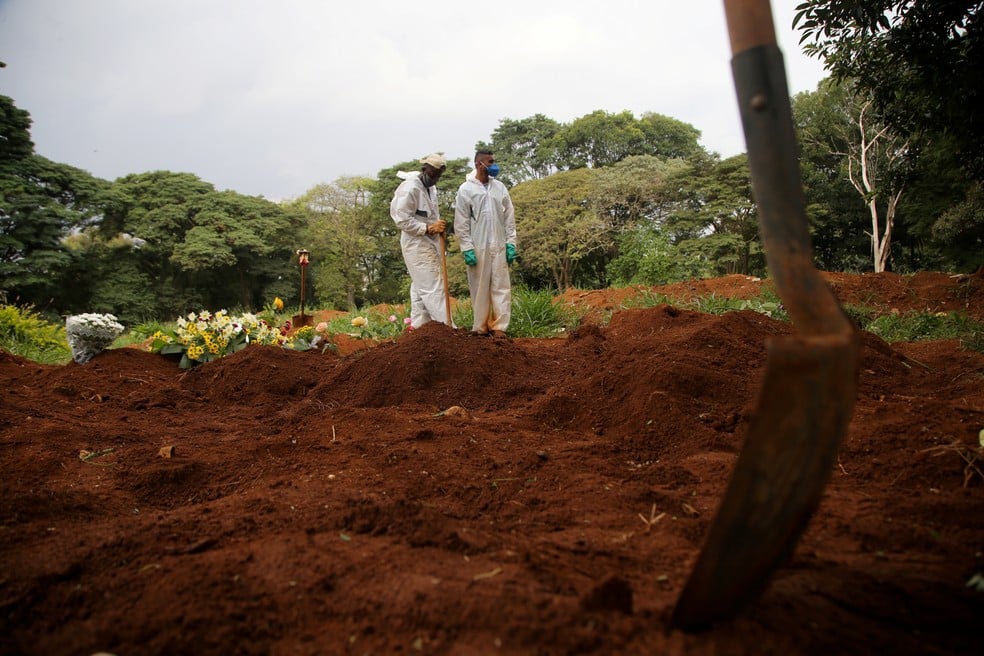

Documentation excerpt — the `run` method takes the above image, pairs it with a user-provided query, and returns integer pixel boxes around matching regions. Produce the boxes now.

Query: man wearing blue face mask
[454,150,517,337]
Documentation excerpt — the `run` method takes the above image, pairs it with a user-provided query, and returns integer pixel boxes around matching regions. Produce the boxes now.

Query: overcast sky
[0,0,827,201]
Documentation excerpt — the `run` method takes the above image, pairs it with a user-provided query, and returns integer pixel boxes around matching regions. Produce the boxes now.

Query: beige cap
[419,152,447,169]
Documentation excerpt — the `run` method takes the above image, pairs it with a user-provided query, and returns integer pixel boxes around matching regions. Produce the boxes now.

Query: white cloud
[0,0,828,201]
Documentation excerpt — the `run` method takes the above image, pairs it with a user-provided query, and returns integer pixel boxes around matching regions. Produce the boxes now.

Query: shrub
[0,304,72,364]
[509,286,583,337]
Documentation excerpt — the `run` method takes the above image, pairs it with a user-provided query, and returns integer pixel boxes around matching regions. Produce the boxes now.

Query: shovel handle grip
[724,0,777,54]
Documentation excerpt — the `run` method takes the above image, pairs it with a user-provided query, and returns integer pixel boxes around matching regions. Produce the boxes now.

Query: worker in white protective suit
[454,150,517,336]
[390,153,453,328]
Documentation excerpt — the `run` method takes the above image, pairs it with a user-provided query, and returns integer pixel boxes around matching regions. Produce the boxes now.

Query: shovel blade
[671,331,859,629]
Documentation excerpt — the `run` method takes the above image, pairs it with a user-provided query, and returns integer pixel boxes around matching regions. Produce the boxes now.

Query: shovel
[439,231,453,326]
[670,0,860,629]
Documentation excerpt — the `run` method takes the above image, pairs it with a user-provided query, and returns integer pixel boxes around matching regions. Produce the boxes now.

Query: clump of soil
[1,272,982,655]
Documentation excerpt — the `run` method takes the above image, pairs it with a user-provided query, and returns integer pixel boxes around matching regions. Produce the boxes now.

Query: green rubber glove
[505,243,517,264]
[463,249,477,266]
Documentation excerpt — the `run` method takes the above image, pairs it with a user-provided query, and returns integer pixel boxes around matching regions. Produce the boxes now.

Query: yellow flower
[273,297,284,311]
[151,331,171,344]
[351,316,367,328]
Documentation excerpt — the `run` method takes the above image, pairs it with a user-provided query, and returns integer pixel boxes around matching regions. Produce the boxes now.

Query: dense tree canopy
[475,115,563,186]
[510,168,612,291]
[1,95,111,310]
[105,171,302,315]
[795,1,984,180]
[478,110,704,186]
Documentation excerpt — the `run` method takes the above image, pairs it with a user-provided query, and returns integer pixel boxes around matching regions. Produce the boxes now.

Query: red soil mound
[1,272,982,655]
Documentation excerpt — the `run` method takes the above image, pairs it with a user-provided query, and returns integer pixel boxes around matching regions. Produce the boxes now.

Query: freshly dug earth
[2,271,983,655]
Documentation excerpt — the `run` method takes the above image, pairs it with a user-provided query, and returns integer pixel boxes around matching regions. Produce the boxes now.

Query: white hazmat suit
[454,171,516,334]
[390,171,452,328]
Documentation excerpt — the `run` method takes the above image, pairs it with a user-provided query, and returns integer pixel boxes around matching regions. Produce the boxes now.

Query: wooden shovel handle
[670,0,860,630]
[439,232,452,326]
[724,0,777,54]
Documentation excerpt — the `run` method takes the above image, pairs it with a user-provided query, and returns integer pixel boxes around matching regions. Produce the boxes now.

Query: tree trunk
[873,188,903,273]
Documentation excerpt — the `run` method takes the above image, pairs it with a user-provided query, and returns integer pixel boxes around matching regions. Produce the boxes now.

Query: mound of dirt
[1,272,982,655]
[559,271,984,324]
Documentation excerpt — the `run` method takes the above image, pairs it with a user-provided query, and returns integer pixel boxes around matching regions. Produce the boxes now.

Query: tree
[593,155,700,284]
[666,154,764,276]
[636,112,704,160]
[795,1,984,180]
[60,231,160,322]
[0,94,33,161]
[169,190,299,309]
[843,96,909,273]
[106,171,301,315]
[592,155,691,228]
[550,110,702,170]
[794,80,910,272]
[792,85,872,271]
[608,223,707,285]
[476,114,563,186]
[930,181,984,271]
[510,168,613,291]
[1,96,110,310]
[295,177,379,309]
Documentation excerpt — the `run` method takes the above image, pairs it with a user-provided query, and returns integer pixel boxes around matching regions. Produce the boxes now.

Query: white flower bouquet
[65,313,125,364]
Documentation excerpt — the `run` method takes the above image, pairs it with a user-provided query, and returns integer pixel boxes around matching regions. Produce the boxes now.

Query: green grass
[623,290,983,352]
[865,310,984,351]
[322,306,410,340]
[626,289,789,322]
[447,287,583,337]
[4,291,983,364]
[508,286,584,337]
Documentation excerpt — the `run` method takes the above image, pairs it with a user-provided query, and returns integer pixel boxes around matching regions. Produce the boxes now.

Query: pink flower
[315,322,328,333]
[403,317,412,325]
[388,315,397,323]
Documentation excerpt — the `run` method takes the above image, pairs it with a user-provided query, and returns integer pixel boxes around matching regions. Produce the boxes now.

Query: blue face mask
[486,163,500,177]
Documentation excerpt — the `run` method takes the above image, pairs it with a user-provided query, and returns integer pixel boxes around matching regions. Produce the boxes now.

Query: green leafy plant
[322,308,410,340]
[841,303,879,330]
[509,286,583,337]
[0,304,72,364]
[452,300,474,332]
